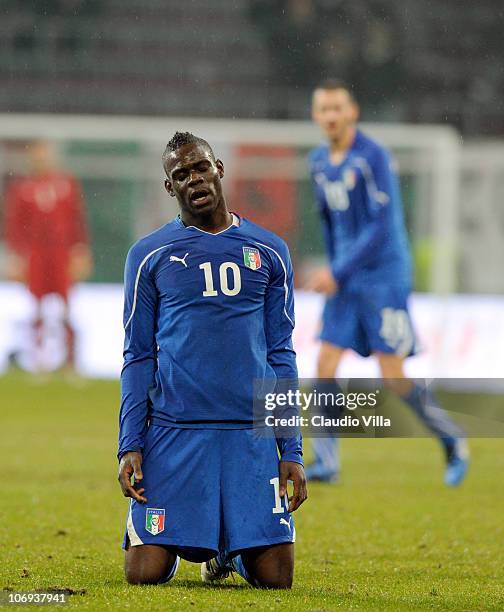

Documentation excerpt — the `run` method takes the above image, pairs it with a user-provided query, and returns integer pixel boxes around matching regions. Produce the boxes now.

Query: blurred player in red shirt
[4,140,93,371]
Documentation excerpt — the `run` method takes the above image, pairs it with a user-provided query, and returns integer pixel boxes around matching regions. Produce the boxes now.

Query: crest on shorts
[243,247,261,270]
[145,508,165,535]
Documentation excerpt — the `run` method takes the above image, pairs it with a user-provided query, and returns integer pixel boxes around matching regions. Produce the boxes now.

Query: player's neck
[33,168,54,177]
[329,126,356,163]
[181,205,233,234]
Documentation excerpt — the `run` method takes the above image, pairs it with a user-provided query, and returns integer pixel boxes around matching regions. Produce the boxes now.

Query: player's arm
[305,169,339,294]
[68,178,93,282]
[330,148,396,283]
[318,200,335,262]
[310,172,336,262]
[117,245,158,503]
[264,241,307,512]
[4,181,28,281]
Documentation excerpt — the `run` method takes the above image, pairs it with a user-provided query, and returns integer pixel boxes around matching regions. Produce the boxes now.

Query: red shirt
[4,172,89,298]
[5,172,88,253]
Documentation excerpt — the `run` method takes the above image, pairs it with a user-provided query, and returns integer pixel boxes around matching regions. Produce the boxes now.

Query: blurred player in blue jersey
[117,132,306,588]
[306,79,469,487]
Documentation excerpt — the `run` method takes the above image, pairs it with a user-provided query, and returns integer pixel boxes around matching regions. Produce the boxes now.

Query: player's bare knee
[243,544,294,589]
[275,575,293,589]
[124,545,177,585]
[376,353,406,378]
[317,353,338,377]
[125,567,153,585]
[255,570,293,589]
[382,378,412,396]
[124,563,171,585]
[267,573,293,589]
[125,573,160,586]
[378,362,411,395]
[125,567,142,585]
[317,362,335,378]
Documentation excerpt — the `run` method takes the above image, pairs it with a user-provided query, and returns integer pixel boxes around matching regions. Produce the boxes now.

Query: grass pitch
[1,373,504,610]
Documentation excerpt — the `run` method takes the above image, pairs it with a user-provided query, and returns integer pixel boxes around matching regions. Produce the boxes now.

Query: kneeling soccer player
[117,131,307,588]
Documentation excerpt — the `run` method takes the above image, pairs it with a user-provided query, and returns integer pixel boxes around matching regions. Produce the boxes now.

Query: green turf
[1,373,503,610]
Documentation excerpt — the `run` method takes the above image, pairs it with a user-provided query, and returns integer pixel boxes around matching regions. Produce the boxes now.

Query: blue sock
[159,555,180,583]
[402,383,464,452]
[231,554,255,586]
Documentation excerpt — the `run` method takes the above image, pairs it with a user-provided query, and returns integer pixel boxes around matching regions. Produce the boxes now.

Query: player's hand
[279,461,308,513]
[305,267,339,295]
[5,253,26,282]
[118,451,147,503]
[69,244,93,282]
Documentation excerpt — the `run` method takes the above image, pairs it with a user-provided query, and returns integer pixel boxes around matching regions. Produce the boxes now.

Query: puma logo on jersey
[170,252,189,267]
[280,518,291,530]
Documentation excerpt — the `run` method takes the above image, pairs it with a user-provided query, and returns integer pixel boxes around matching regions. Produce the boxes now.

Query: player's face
[164,144,225,217]
[312,88,359,142]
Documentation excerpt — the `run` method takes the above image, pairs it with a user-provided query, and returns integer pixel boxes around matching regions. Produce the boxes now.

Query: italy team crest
[243,247,261,270]
[145,508,165,535]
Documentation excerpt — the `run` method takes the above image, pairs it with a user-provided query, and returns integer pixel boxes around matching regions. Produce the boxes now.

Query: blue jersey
[118,215,302,464]
[309,129,412,288]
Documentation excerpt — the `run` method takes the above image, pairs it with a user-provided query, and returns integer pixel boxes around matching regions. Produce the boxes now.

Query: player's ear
[164,179,175,197]
[216,159,224,179]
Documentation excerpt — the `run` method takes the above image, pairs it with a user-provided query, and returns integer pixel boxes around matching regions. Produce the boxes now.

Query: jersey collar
[176,212,241,235]
[324,128,362,168]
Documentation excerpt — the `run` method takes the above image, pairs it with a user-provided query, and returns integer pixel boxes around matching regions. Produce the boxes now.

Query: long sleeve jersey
[118,214,302,465]
[309,129,412,289]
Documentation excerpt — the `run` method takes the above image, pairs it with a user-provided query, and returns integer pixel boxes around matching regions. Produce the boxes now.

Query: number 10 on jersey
[199,261,242,297]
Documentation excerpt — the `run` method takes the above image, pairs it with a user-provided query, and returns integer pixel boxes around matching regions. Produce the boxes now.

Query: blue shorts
[123,425,295,561]
[320,283,416,358]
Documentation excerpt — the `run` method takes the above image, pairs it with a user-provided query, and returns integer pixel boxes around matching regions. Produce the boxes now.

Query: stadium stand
[0,1,502,135]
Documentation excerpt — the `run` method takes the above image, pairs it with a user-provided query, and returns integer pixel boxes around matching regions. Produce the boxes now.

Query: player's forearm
[277,434,304,465]
[268,346,297,380]
[330,212,387,282]
[117,358,155,459]
[320,210,336,261]
[268,349,303,464]
[6,243,28,256]
[269,363,303,464]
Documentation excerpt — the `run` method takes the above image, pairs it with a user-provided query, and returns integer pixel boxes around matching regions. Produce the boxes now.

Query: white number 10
[269,477,285,514]
[199,261,241,297]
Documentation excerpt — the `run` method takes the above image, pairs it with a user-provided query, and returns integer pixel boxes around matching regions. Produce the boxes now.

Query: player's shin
[401,383,466,452]
[63,317,76,369]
